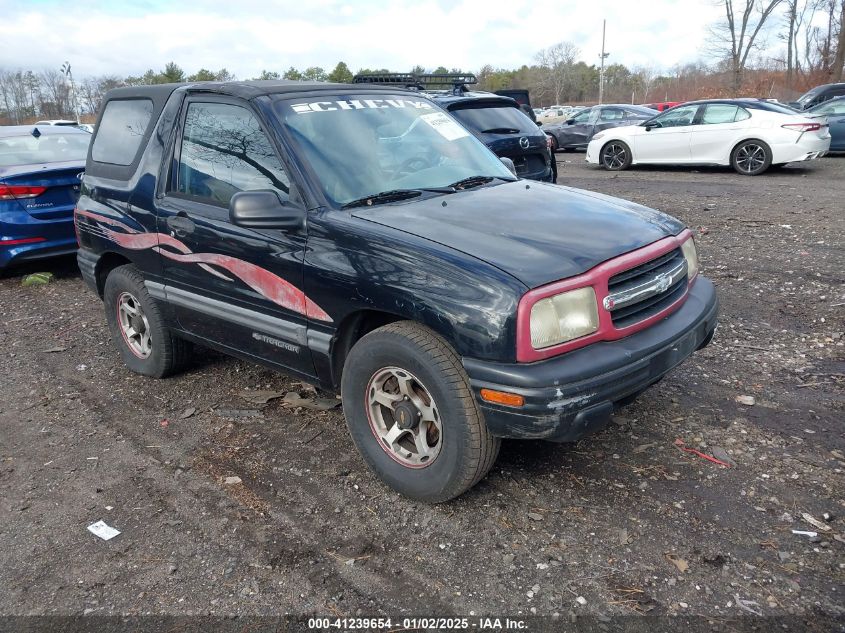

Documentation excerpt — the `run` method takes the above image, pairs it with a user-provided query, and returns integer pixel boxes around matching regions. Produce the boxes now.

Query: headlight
[529,286,599,349]
[680,236,699,280]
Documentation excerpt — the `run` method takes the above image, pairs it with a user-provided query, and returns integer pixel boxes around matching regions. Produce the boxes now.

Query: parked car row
[4,81,843,271]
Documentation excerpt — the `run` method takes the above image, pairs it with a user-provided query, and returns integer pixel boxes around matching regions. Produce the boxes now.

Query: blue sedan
[808,96,845,152]
[1,125,90,269]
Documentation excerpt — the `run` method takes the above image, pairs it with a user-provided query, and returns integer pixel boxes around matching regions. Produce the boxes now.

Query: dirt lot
[1,156,843,628]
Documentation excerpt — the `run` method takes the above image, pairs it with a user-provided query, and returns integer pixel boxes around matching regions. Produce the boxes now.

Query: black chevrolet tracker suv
[76,80,718,502]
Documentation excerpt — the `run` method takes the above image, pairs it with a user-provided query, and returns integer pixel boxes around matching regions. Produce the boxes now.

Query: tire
[731,139,772,175]
[600,140,632,171]
[341,321,500,502]
[103,264,192,378]
[548,135,558,152]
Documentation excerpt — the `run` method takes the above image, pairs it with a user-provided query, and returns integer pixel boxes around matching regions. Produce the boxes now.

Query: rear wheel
[103,265,192,378]
[548,134,558,152]
[731,139,772,175]
[341,322,499,502]
[600,140,632,171]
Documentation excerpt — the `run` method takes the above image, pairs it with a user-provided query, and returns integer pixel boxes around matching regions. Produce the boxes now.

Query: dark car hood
[352,180,685,288]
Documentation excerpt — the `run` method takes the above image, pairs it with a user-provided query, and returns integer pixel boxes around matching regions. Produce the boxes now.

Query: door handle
[166,213,195,237]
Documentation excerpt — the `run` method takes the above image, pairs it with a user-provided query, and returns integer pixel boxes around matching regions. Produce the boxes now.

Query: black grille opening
[607,247,688,329]
[611,277,687,328]
[608,247,683,290]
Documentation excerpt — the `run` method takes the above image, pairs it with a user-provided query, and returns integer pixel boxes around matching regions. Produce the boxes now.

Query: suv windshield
[449,105,537,134]
[275,95,514,207]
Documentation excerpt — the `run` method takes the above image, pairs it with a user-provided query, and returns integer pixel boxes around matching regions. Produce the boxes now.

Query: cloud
[0,0,726,78]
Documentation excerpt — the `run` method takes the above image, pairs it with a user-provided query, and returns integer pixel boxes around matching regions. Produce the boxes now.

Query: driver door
[633,104,701,163]
[155,97,316,377]
[557,108,594,147]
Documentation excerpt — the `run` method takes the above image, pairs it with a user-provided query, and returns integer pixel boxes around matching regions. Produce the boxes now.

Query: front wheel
[103,264,192,378]
[731,139,772,175]
[341,322,499,503]
[600,141,632,171]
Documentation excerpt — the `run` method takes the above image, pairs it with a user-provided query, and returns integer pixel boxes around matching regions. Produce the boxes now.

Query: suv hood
[352,180,685,288]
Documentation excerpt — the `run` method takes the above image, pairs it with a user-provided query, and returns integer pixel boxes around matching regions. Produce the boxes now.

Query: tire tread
[346,321,499,502]
[104,264,192,379]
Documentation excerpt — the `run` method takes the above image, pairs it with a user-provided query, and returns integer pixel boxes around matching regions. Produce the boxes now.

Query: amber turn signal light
[480,389,525,407]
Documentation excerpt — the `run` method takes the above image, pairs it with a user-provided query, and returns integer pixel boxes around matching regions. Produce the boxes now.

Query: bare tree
[632,66,659,102]
[534,42,581,104]
[834,0,845,80]
[710,0,785,93]
[40,69,70,118]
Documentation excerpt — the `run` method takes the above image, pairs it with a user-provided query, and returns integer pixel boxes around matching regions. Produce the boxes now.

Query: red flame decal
[75,209,332,322]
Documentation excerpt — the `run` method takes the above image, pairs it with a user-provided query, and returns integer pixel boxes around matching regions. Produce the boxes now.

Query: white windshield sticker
[420,112,470,141]
[290,99,434,114]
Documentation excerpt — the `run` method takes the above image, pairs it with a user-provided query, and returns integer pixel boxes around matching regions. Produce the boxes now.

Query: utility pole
[61,61,80,122]
[598,19,609,104]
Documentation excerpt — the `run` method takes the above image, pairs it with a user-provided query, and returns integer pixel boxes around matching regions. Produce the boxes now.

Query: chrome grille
[606,247,687,328]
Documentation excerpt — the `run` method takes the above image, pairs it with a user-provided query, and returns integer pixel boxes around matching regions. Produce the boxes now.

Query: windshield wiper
[341,187,453,209]
[480,127,520,134]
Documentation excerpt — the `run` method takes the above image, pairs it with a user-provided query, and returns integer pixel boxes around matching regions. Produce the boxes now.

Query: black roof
[103,80,419,102]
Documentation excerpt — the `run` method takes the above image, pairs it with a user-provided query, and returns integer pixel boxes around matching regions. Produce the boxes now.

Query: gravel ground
[0,155,843,629]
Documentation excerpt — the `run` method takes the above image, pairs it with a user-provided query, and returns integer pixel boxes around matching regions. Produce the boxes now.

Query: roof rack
[353,72,479,95]
[352,73,420,88]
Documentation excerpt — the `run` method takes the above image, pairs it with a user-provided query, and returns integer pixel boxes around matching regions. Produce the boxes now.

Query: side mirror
[229,190,305,230]
[566,119,575,125]
[643,121,660,130]
[500,157,517,177]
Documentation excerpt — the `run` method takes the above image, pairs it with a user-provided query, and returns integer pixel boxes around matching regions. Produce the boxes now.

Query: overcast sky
[1,0,736,79]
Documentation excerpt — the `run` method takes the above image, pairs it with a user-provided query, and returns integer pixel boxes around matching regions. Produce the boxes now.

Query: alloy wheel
[602,143,627,169]
[736,143,766,174]
[117,292,152,358]
[366,367,442,468]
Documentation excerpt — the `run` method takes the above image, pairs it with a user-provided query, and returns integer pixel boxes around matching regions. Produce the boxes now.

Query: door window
[174,102,289,207]
[598,107,625,122]
[700,104,750,124]
[653,105,699,127]
[571,109,592,123]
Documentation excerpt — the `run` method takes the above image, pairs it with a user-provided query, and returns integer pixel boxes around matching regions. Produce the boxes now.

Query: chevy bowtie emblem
[655,273,671,292]
[399,410,407,424]
[519,136,530,149]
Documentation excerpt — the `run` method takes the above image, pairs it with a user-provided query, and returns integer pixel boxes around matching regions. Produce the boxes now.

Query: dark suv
[354,74,554,182]
[790,83,845,110]
[76,80,717,502]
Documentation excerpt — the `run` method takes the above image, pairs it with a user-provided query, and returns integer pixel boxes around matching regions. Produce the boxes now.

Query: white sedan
[586,99,831,175]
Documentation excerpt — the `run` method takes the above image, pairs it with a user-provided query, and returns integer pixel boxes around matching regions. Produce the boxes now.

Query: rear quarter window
[91,99,154,165]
